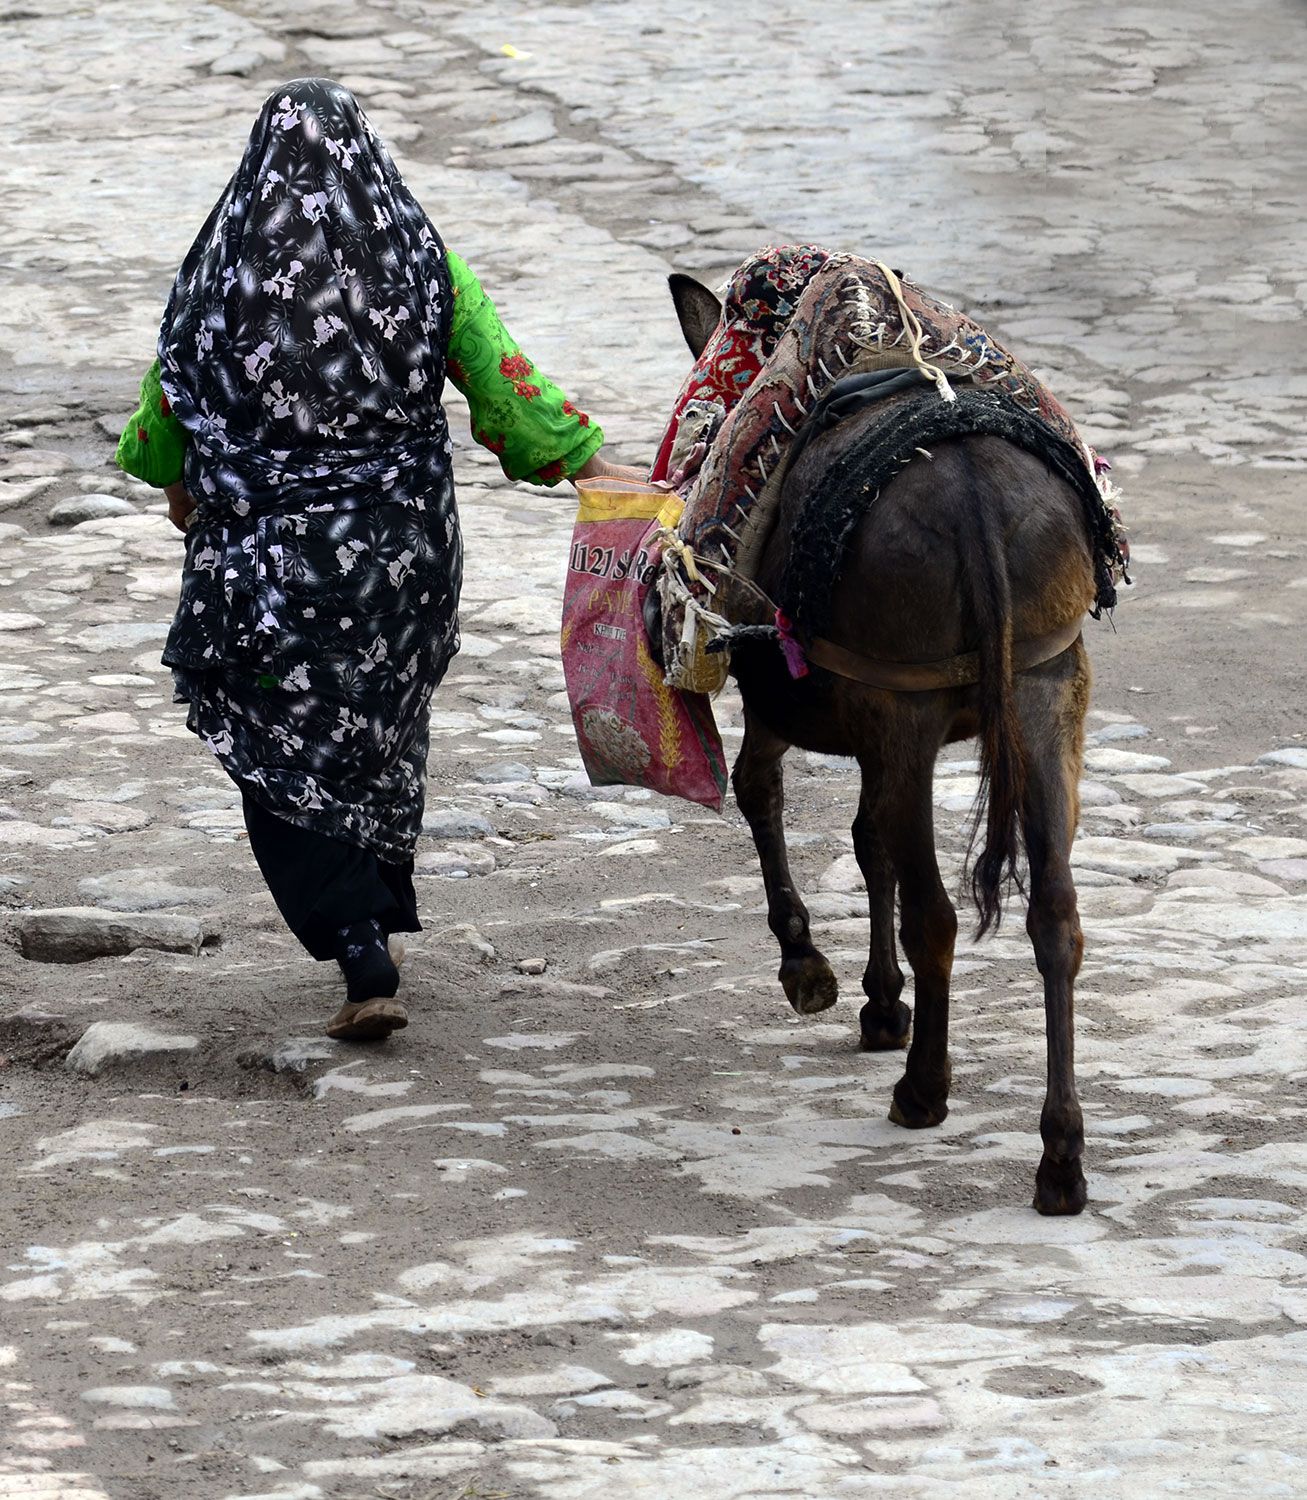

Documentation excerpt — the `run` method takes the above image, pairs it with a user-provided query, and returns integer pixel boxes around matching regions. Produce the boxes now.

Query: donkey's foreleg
[1019,654,1089,1216]
[733,710,837,1015]
[853,780,910,1050]
[876,756,957,1127]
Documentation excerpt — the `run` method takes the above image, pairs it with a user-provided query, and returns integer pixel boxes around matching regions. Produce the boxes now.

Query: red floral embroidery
[447,357,466,386]
[536,459,566,483]
[159,394,172,417]
[474,426,506,456]
[499,352,533,383]
[563,400,590,428]
[512,381,541,402]
[137,426,149,443]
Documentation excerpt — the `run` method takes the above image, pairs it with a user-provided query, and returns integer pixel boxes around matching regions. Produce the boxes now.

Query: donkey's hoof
[889,1075,948,1130]
[859,999,911,1052]
[779,955,838,1016]
[1033,1155,1087,1216]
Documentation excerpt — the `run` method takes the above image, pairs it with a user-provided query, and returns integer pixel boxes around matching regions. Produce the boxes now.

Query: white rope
[869,259,957,404]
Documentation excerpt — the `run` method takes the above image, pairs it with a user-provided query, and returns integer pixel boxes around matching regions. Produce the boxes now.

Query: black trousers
[242,793,421,961]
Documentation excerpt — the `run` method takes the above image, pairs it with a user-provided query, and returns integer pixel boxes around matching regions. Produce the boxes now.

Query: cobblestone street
[2,2,1306,1496]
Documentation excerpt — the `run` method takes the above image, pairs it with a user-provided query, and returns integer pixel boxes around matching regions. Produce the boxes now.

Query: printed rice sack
[561,481,728,810]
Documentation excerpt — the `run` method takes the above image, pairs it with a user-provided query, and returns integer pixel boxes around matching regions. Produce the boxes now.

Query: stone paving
[1,1,1306,1497]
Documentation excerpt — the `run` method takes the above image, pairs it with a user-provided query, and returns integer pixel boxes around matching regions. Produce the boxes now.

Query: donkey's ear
[668,273,722,360]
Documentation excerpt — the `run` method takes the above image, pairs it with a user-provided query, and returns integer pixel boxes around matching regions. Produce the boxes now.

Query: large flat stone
[470,760,534,784]
[77,868,224,912]
[240,1036,338,1075]
[415,845,496,877]
[469,596,560,635]
[1086,722,1150,744]
[65,1022,199,1077]
[1084,747,1173,774]
[0,821,88,848]
[1257,748,1307,770]
[14,907,213,963]
[48,493,138,526]
[420,809,496,839]
[70,621,172,654]
[0,478,51,512]
[1071,837,1209,878]
[818,853,864,894]
[55,802,155,834]
[1112,773,1209,799]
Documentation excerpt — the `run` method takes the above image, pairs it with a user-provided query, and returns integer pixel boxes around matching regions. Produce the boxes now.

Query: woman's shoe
[326,996,409,1042]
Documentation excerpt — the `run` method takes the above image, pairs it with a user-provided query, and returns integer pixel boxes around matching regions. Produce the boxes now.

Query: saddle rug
[651,247,1130,692]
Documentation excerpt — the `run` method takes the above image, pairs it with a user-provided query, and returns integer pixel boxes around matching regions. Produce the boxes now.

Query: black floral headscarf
[158,78,453,516]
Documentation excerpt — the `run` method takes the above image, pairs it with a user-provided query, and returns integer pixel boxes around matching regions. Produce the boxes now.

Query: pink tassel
[775,609,809,679]
[1093,452,1113,475]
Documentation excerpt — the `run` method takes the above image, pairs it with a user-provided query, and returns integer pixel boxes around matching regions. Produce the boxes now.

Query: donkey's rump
[776,385,1113,645]
[759,426,1097,676]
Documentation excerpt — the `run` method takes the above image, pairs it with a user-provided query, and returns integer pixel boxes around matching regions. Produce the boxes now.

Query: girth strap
[805,615,1084,693]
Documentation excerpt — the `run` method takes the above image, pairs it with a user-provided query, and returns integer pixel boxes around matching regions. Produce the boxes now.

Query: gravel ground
[2,2,1305,1497]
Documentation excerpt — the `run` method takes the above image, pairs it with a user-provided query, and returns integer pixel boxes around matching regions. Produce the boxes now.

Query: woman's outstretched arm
[446,252,642,487]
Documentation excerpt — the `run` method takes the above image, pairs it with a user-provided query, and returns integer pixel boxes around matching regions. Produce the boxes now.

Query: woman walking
[117,79,633,1041]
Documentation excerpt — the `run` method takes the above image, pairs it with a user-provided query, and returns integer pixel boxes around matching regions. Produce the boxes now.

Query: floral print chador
[136,80,599,862]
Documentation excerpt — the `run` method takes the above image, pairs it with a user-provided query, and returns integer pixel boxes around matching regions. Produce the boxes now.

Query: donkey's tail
[960,448,1028,936]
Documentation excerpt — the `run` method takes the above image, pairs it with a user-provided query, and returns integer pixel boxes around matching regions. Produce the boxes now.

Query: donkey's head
[668,273,722,360]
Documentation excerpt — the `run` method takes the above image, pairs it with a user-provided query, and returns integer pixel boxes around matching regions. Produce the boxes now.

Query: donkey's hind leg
[733,707,838,1016]
[1018,646,1090,1216]
[875,741,957,1127]
[854,775,910,1050]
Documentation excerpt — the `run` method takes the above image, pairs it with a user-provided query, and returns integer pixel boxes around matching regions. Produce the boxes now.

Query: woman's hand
[165,481,197,533]
[569,451,649,489]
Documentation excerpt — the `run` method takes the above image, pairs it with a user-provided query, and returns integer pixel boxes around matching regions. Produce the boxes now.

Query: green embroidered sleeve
[115,359,187,488]
[446,251,604,486]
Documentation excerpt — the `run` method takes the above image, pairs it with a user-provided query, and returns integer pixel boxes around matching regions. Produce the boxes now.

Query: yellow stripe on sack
[636,631,683,771]
[575,479,677,525]
[656,494,685,529]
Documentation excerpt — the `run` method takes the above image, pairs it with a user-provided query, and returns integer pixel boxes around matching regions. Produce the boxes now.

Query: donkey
[667,274,1098,1215]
